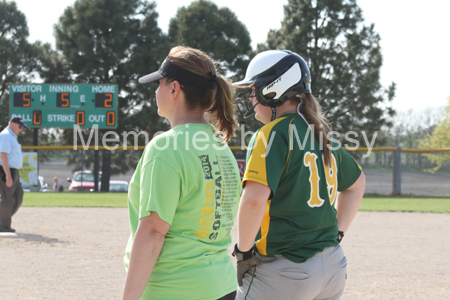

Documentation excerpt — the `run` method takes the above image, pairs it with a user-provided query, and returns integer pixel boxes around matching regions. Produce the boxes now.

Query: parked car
[108,180,128,192]
[99,180,129,193]
[67,171,102,192]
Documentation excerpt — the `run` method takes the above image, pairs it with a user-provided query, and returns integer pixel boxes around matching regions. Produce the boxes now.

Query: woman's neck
[168,108,208,128]
[275,103,298,118]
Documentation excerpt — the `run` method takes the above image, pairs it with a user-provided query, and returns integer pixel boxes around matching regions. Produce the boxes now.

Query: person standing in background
[0,116,27,233]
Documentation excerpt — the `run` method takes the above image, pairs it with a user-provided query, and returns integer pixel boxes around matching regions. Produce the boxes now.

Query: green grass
[23,192,450,213]
[360,198,450,213]
[23,192,128,207]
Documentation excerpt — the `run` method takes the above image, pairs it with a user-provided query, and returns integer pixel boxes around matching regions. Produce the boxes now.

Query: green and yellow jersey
[243,113,362,263]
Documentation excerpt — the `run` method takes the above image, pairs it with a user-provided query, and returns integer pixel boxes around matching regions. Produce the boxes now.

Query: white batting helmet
[234,50,311,108]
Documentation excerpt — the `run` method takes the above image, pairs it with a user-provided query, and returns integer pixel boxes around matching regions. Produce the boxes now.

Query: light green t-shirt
[124,123,242,300]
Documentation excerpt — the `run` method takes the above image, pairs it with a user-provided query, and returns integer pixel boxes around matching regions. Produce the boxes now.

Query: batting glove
[337,231,344,243]
[232,244,276,287]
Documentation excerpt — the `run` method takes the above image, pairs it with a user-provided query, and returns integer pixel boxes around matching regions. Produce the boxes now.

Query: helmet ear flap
[255,86,269,106]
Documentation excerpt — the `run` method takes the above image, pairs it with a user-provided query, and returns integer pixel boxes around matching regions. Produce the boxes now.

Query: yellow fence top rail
[401,148,450,153]
[21,145,147,150]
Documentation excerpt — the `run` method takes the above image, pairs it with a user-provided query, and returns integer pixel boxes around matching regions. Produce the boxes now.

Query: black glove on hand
[232,244,276,287]
[337,231,344,243]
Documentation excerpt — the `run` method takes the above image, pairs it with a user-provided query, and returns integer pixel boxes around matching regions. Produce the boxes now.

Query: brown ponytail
[168,46,238,141]
[292,94,333,166]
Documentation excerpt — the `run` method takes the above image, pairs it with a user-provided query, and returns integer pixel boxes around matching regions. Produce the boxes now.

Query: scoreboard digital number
[14,93,31,107]
[95,93,113,107]
[56,93,70,107]
[33,111,42,125]
[9,84,118,129]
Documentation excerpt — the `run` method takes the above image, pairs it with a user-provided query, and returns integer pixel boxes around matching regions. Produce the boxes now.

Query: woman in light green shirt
[122,46,242,300]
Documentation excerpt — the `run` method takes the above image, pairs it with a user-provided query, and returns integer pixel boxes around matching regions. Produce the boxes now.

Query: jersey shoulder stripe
[242,117,287,187]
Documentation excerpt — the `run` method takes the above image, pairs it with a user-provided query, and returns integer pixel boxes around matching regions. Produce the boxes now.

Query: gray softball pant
[236,245,347,300]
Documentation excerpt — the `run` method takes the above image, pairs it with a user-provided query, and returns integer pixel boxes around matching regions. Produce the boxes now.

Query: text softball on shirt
[195,154,239,241]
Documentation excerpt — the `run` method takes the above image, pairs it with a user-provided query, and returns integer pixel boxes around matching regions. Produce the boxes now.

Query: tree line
[358,107,448,171]
[1,0,403,189]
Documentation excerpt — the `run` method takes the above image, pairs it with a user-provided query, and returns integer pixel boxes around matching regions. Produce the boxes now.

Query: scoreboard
[10,84,118,129]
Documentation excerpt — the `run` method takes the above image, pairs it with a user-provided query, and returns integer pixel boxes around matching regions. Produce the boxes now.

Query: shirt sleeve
[337,148,362,192]
[139,158,182,225]
[0,134,11,154]
[243,124,288,198]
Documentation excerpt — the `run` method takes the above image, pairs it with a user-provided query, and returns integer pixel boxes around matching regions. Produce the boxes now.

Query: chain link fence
[21,146,450,196]
[351,148,450,196]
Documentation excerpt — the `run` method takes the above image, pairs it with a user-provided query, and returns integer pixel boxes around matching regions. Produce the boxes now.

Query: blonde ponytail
[294,94,333,166]
[208,76,238,141]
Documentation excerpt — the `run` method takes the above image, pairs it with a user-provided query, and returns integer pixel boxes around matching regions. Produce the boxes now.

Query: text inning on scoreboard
[9,84,118,129]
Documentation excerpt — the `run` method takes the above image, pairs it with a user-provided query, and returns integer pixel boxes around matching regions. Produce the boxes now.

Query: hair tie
[208,71,217,81]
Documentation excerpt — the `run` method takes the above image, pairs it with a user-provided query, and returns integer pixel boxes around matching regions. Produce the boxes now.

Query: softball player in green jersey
[232,50,365,300]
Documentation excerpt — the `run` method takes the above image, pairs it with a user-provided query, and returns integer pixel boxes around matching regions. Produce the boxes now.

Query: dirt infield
[1,207,449,300]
